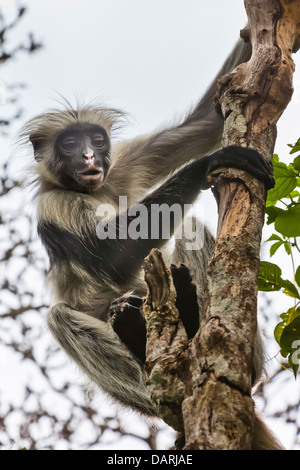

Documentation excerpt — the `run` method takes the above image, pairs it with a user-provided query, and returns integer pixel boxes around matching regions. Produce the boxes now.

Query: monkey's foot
[108,294,146,363]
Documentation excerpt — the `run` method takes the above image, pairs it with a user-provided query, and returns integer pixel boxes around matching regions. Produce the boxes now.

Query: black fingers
[207,146,275,190]
[171,264,199,339]
[108,295,146,363]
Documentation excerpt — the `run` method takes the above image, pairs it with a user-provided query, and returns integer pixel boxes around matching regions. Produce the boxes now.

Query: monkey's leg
[172,217,264,384]
[170,263,200,339]
[47,302,155,416]
[109,294,146,363]
[172,218,215,321]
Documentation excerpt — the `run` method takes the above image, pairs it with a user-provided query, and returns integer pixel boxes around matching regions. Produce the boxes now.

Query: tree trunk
[143,0,300,450]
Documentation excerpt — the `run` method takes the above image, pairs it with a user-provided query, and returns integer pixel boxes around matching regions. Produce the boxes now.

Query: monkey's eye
[92,135,105,148]
[61,139,79,151]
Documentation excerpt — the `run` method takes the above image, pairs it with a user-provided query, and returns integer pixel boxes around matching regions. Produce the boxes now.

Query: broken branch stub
[142,249,188,433]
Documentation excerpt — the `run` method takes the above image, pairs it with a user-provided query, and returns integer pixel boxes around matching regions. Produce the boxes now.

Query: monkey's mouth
[77,167,104,183]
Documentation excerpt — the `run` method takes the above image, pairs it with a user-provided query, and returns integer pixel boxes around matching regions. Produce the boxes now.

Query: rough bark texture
[143,251,188,433]
[143,0,300,450]
[183,174,264,449]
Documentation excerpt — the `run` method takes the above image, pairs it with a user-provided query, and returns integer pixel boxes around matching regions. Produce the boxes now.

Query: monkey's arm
[38,147,273,287]
[107,40,252,202]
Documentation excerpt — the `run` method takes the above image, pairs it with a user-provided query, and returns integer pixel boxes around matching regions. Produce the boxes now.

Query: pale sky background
[1,0,300,449]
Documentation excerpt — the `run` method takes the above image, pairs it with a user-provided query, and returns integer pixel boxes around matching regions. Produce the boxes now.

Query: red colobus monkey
[22,39,281,449]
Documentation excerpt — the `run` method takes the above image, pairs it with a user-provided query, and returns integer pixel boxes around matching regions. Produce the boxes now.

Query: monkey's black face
[54,124,111,192]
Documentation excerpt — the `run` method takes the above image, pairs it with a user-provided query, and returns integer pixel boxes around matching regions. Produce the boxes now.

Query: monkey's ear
[29,134,45,161]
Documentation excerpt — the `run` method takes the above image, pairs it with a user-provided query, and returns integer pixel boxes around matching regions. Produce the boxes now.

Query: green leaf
[293,155,300,172]
[282,307,299,323]
[258,261,300,298]
[273,161,297,177]
[289,190,300,199]
[266,161,298,205]
[274,308,299,344]
[270,241,283,257]
[267,234,284,257]
[284,242,291,255]
[280,316,300,352]
[265,206,285,224]
[289,138,300,155]
[283,280,300,298]
[274,320,286,345]
[280,316,300,377]
[258,261,283,292]
[295,266,300,288]
[267,234,283,242]
[288,355,299,378]
[275,205,300,237]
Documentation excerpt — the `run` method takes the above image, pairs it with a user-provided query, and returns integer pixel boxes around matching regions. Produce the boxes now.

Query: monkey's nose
[82,151,95,163]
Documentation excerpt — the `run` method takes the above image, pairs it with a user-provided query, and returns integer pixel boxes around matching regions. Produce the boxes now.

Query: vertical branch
[183,0,300,449]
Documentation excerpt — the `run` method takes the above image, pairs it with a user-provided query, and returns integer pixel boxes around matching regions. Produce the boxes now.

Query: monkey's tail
[252,412,285,450]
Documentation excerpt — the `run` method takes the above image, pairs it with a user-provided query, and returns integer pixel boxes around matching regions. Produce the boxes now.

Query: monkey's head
[22,106,124,192]
[53,123,110,191]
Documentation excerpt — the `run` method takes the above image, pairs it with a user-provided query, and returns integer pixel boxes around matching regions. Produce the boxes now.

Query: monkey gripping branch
[142,0,300,450]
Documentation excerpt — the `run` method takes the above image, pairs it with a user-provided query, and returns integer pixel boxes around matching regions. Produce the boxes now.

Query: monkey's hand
[170,264,199,339]
[108,294,146,363]
[203,146,275,190]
